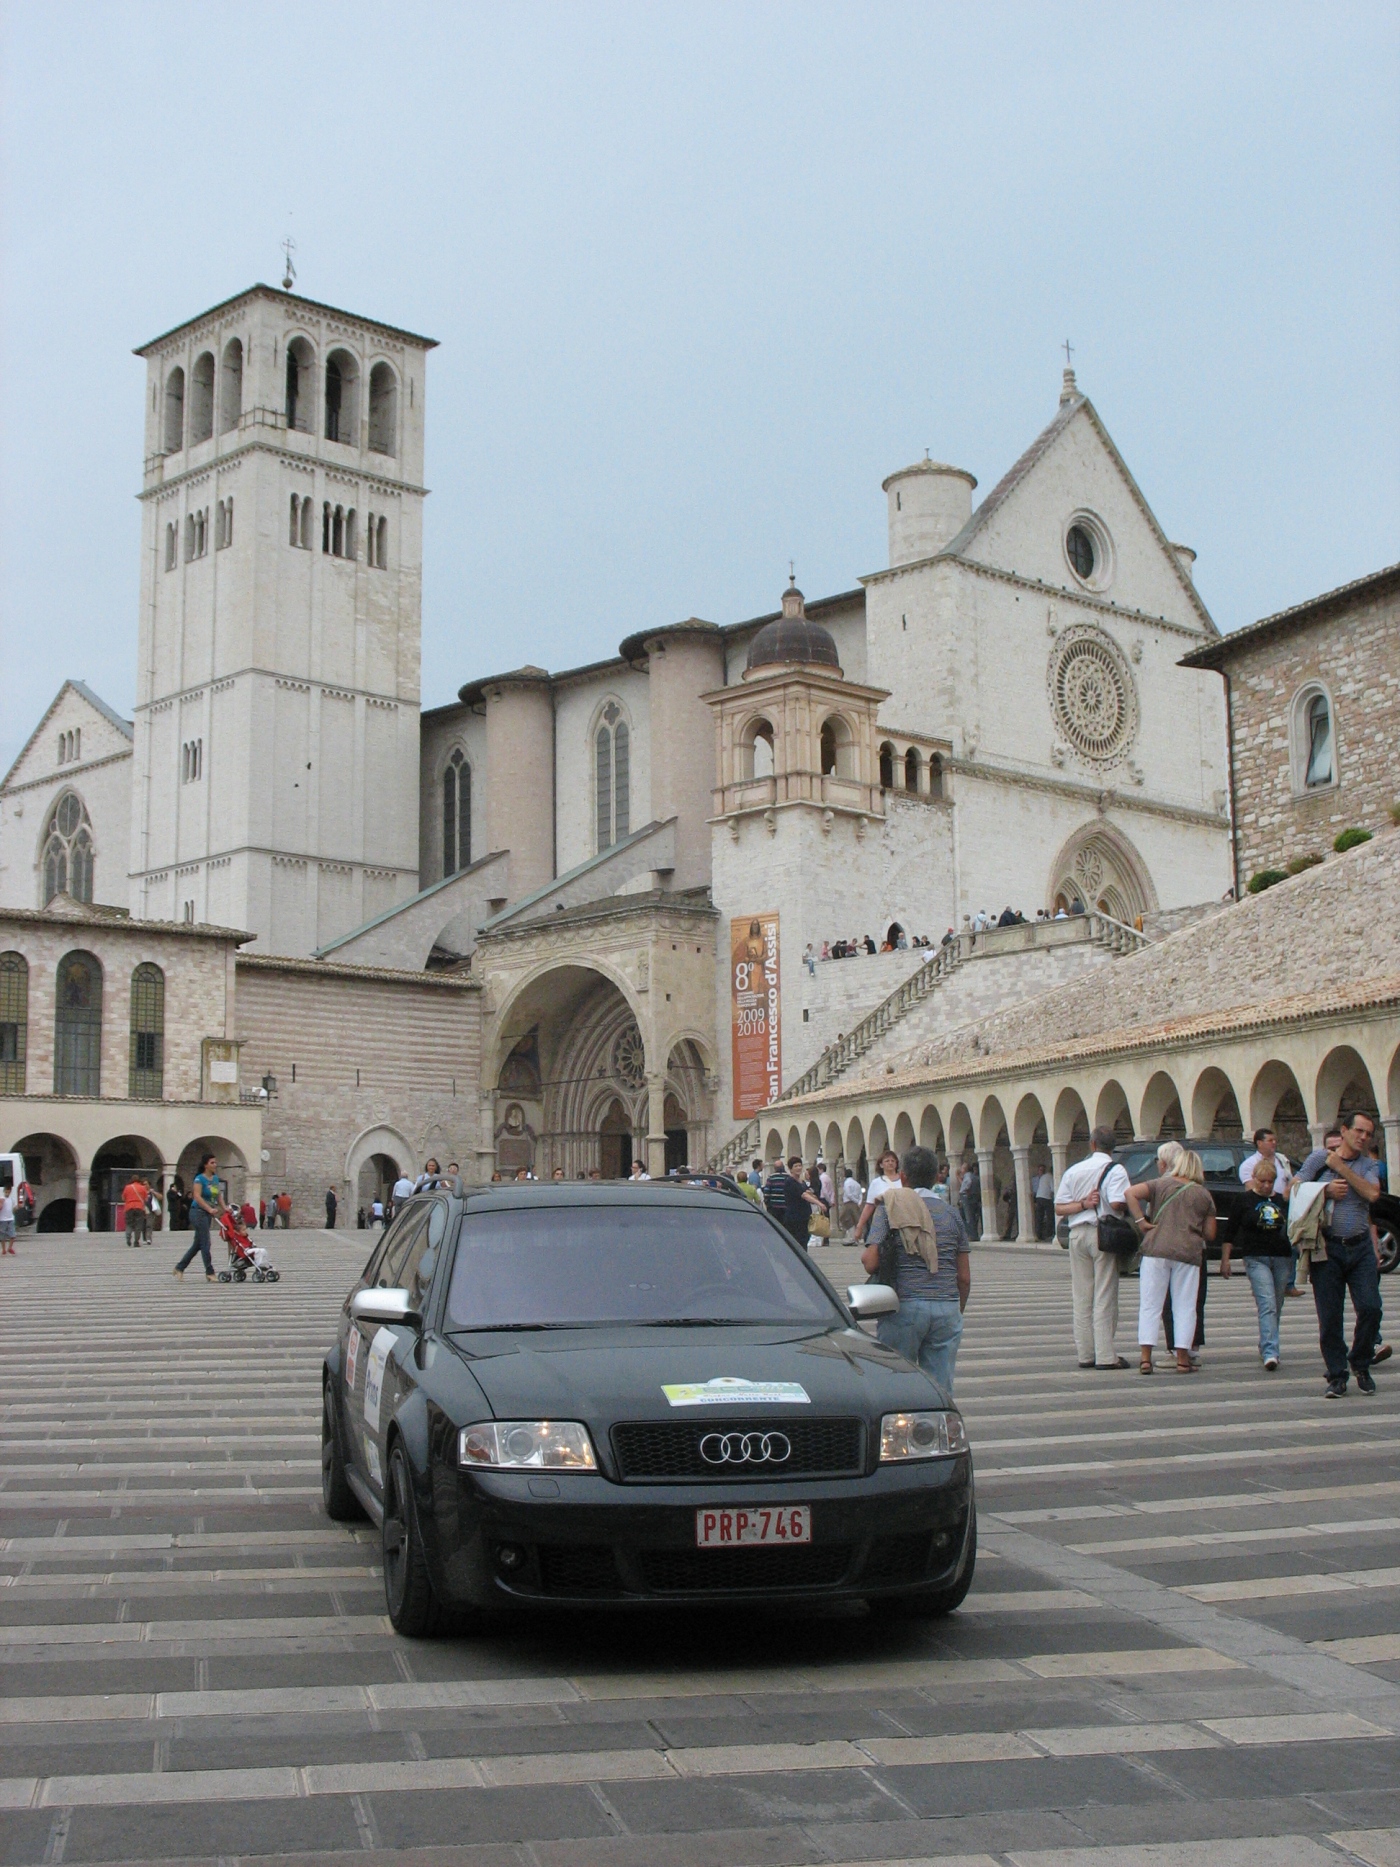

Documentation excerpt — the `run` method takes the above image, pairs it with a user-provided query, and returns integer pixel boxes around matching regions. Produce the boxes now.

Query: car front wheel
[321,1383,363,1522]
[383,1442,441,1637]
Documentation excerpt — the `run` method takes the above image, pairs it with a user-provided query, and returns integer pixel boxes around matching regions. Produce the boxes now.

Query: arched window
[332,505,345,556]
[194,509,207,557]
[376,514,388,567]
[285,336,314,433]
[129,962,165,1100]
[345,508,357,558]
[54,950,102,1097]
[878,741,895,790]
[324,348,360,444]
[0,951,28,1095]
[742,718,775,781]
[595,702,631,851]
[165,521,178,571]
[189,351,215,445]
[368,361,397,455]
[216,498,233,549]
[289,494,300,546]
[42,793,94,905]
[163,366,185,453]
[928,753,944,800]
[219,338,243,434]
[443,750,471,877]
[322,501,331,553]
[1302,690,1334,789]
[820,721,836,776]
[904,746,921,792]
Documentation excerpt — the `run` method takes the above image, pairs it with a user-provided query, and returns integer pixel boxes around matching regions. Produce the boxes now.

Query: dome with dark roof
[745,578,841,675]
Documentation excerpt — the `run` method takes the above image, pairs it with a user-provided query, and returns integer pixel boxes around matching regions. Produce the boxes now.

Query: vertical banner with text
[731,914,781,1119]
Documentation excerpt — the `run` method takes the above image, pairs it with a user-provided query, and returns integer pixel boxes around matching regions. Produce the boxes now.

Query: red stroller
[216,1207,281,1283]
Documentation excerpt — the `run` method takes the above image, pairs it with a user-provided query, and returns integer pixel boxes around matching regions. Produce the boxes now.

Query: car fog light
[495,1543,526,1572]
[458,1420,598,1471]
[879,1411,970,1461]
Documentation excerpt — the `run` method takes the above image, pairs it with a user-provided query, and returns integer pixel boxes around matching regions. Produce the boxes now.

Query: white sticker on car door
[363,1327,396,1432]
[345,1325,361,1391]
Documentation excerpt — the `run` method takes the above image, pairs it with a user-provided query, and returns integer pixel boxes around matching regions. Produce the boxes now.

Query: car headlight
[879,1410,969,1461]
[457,1421,597,1471]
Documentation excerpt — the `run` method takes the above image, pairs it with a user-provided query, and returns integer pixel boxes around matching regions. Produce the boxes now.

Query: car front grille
[637,1545,851,1592]
[611,1418,864,1481]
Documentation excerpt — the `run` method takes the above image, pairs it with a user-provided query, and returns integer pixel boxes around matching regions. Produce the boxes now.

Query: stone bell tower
[129,285,436,954]
[705,580,888,1138]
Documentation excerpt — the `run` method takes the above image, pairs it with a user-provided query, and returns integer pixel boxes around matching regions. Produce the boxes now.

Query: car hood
[444,1324,946,1422]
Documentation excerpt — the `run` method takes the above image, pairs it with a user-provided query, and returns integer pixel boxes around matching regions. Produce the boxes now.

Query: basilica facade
[0,285,1232,1208]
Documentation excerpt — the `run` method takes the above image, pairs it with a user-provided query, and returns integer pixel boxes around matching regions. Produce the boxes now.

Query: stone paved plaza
[2,1231,1399,1867]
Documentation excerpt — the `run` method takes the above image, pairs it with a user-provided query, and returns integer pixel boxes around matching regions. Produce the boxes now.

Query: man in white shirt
[840,1169,864,1232]
[1239,1127,1291,1194]
[391,1174,414,1220]
[1055,1127,1131,1369]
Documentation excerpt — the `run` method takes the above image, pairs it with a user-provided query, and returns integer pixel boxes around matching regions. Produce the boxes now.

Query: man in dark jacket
[763,1156,824,1246]
[325,1187,337,1230]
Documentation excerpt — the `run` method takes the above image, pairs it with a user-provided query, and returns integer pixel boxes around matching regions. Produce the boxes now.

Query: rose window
[1048,629,1138,765]
[612,1023,646,1090]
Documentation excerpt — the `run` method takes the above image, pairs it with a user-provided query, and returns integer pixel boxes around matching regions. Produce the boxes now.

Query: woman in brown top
[1127,1148,1218,1374]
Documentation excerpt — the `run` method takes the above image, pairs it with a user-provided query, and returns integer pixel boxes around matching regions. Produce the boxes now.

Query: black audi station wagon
[322,1182,976,1634]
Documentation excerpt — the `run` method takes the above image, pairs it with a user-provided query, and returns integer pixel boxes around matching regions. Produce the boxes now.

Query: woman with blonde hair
[1127,1147,1217,1374]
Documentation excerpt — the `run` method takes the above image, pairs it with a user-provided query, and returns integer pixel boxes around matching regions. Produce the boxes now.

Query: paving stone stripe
[0,1711,1394,1810]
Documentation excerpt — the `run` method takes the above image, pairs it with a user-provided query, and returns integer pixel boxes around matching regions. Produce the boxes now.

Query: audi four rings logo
[699,1431,792,1464]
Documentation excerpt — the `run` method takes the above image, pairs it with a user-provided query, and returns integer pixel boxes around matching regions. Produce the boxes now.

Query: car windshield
[444,1203,840,1331]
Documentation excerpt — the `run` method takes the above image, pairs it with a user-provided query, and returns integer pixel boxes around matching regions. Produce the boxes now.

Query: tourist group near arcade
[0,280,1397,1229]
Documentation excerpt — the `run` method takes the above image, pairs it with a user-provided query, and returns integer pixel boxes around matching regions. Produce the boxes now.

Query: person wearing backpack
[1127,1148,1217,1374]
[860,1145,971,1399]
[1055,1125,1132,1370]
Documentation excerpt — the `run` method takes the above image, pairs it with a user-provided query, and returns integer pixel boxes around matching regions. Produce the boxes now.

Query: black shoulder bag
[1095,1164,1144,1259]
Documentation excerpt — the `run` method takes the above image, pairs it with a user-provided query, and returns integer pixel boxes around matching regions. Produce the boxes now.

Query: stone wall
[235,954,481,1221]
[1219,576,1400,882]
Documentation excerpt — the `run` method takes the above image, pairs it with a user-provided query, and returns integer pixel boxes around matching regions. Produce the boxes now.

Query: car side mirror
[847,1282,898,1319]
[351,1287,422,1329]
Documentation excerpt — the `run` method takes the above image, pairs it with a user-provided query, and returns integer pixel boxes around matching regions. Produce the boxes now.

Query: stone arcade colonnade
[768,994,1400,1244]
[2,1100,264,1233]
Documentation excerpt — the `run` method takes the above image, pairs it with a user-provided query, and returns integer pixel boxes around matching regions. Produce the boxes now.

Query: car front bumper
[432,1455,974,1608]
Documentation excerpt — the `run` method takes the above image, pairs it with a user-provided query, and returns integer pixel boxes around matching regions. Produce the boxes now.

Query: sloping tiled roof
[1180,562,1400,670]
[785,976,1400,1108]
[69,681,134,740]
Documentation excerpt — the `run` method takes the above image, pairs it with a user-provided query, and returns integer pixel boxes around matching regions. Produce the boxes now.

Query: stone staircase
[711,911,1150,1173]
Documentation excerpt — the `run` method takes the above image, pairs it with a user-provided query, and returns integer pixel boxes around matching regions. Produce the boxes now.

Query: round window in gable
[1066,524,1095,579]
[1063,512,1113,591]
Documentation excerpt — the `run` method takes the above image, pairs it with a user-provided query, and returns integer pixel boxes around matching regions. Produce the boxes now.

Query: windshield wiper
[448,1321,599,1333]
[635,1317,767,1327]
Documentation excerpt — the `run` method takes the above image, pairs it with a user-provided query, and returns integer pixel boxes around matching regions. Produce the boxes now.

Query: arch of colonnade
[762,1014,1400,1246]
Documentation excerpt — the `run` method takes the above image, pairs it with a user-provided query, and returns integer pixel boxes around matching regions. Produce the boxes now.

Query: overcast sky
[2,2,1396,774]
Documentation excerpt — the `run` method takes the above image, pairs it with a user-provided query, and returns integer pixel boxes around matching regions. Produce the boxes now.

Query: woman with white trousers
[1127,1145,1218,1375]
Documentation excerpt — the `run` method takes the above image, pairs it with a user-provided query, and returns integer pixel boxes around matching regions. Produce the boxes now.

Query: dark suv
[1111,1139,1258,1259]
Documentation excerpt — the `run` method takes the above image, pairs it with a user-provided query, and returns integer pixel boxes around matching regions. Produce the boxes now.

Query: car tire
[1379,1229,1399,1276]
[321,1382,364,1523]
[888,1509,977,1617]
[383,1442,441,1637]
